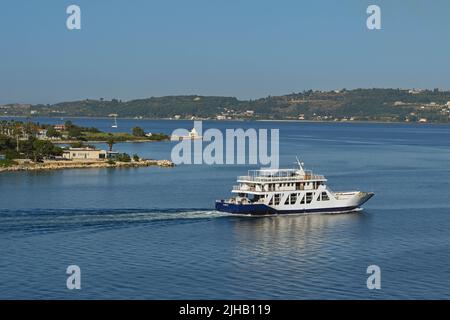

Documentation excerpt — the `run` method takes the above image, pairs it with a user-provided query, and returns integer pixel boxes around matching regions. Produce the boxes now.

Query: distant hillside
[2,89,450,123]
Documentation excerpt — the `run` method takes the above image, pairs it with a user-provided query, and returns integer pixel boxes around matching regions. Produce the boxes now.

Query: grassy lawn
[83,132,146,141]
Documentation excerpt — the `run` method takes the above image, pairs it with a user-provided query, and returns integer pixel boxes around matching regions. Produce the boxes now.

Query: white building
[36,129,48,139]
[171,128,202,141]
[62,148,118,160]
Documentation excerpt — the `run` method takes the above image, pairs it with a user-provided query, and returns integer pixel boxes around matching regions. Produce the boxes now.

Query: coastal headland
[0,120,174,173]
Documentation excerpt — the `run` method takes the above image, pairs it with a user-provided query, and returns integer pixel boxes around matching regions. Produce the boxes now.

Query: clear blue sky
[1,0,449,104]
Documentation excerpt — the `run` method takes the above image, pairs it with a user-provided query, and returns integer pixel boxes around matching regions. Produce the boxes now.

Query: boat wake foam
[0,208,229,235]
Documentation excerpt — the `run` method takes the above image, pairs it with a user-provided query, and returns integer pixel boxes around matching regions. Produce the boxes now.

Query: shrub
[117,153,131,162]
[4,149,20,160]
[0,159,18,167]
[148,133,169,140]
[132,127,145,137]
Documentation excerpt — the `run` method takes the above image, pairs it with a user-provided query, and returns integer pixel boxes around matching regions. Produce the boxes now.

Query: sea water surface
[0,118,450,299]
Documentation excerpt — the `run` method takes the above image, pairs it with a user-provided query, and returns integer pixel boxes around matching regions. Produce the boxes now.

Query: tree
[23,121,39,136]
[68,126,83,139]
[65,121,74,130]
[132,126,145,137]
[132,154,140,162]
[46,127,62,138]
[0,135,20,160]
[0,134,15,151]
[70,141,94,149]
[85,127,100,133]
[19,137,36,160]
[31,139,62,162]
[117,153,131,162]
[106,135,115,151]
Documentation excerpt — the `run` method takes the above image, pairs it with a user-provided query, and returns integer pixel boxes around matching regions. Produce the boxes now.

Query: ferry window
[290,194,297,204]
[300,195,305,204]
[306,192,313,204]
[274,194,280,205]
[284,196,290,205]
[322,192,329,201]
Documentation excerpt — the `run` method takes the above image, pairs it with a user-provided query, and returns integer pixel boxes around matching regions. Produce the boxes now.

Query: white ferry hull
[216,192,374,216]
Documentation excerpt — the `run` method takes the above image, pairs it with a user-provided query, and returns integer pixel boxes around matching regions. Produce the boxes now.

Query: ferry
[215,160,374,215]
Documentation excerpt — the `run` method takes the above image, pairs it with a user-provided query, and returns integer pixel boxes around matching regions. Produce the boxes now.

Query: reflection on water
[231,213,362,258]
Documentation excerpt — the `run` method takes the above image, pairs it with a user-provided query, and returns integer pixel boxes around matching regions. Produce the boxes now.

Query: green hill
[3,89,450,123]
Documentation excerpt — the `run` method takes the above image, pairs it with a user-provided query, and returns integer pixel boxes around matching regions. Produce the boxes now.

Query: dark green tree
[64,121,74,130]
[68,126,83,139]
[25,139,62,161]
[132,127,145,137]
[117,153,131,162]
[46,127,62,138]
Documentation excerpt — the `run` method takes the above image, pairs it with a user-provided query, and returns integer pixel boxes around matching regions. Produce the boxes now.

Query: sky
[0,0,450,104]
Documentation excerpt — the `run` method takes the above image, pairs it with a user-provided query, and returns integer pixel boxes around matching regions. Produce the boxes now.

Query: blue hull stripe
[215,201,358,215]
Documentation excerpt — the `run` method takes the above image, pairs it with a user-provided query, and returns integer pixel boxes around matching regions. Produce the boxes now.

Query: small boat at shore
[215,160,374,215]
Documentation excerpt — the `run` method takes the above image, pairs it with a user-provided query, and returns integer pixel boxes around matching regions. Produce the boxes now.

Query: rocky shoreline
[0,159,174,173]
[52,139,168,144]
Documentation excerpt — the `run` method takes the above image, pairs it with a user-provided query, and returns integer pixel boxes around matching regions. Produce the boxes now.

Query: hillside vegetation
[3,89,450,123]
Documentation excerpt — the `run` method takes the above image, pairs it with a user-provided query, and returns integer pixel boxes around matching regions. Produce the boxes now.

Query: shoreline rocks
[52,139,168,144]
[0,159,175,173]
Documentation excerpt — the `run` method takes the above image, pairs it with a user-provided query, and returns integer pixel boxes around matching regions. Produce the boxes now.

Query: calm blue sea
[0,118,450,299]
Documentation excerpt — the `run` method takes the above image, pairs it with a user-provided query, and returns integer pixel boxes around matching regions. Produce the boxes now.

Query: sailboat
[111,115,118,128]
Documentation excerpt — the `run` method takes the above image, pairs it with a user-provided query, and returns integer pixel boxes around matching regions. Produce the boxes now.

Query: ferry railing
[233,185,257,192]
[237,174,326,182]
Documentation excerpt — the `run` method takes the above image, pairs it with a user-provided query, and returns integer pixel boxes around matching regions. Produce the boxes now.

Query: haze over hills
[2,88,450,123]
